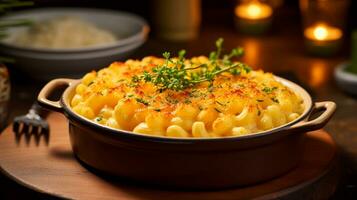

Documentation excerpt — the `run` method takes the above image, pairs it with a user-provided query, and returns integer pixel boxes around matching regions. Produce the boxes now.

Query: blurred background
[1,0,357,199]
[1,0,357,78]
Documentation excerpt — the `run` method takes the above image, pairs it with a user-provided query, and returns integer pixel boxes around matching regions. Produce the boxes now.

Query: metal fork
[13,102,49,146]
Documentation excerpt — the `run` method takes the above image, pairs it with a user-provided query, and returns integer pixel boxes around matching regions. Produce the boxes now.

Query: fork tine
[37,126,45,146]
[21,121,30,134]
[14,127,23,146]
[30,121,40,133]
[24,128,32,146]
[13,120,20,133]
[28,125,34,135]
[12,102,50,146]
[38,121,50,145]
[42,128,50,146]
[43,123,49,131]
[33,127,41,146]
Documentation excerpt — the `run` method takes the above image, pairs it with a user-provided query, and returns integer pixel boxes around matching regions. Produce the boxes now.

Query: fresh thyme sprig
[132,38,251,92]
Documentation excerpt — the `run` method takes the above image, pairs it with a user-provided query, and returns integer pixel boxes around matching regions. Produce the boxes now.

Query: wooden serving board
[0,113,339,200]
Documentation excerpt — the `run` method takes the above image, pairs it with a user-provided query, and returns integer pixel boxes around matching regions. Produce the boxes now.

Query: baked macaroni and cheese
[71,39,304,138]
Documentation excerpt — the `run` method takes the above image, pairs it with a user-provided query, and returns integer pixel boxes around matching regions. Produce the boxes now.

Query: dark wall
[20,0,355,32]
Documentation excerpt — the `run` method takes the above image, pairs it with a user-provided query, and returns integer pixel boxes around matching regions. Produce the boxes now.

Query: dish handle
[287,101,336,133]
[38,78,76,113]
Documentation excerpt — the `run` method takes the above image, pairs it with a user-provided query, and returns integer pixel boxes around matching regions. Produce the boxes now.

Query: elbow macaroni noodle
[71,56,304,138]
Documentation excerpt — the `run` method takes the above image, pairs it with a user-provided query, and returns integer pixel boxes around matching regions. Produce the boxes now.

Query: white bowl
[0,8,149,80]
[335,62,357,96]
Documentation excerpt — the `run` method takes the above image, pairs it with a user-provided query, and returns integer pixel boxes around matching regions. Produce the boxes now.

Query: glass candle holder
[234,0,274,35]
[300,0,350,56]
[152,0,201,41]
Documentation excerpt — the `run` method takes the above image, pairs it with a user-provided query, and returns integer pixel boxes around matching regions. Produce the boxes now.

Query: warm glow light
[308,60,328,88]
[304,23,342,41]
[235,1,272,20]
[247,4,261,18]
[242,39,260,68]
[314,26,328,40]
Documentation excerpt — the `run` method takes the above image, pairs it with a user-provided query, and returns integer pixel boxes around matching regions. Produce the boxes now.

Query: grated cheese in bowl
[12,16,117,49]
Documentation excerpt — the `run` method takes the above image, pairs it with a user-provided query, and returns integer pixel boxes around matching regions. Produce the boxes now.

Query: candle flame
[304,23,343,41]
[235,1,272,20]
[313,25,328,41]
[247,4,262,18]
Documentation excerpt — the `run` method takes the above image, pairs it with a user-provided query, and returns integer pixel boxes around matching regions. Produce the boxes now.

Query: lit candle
[304,23,342,41]
[304,22,343,56]
[235,1,272,20]
[234,1,273,34]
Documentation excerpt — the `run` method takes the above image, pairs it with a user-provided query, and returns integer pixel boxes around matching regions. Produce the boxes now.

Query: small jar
[299,0,350,56]
[0,64,10,131]
[152,0,201,41]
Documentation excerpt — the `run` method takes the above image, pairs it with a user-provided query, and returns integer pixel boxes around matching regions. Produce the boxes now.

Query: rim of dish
[4,39,145,59]
[60,75,313,142]
[0,7,150,53]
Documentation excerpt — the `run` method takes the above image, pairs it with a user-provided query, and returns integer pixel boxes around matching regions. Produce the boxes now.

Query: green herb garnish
[271,97,279,103]
[135,98,150,106]
[131,38,251,92]
[214,108,222,113]
[88,81,94,86]
[95,116,103,122]
[262,86,278,94]
[184,98,192,104]
[216,101,226,106]
[165,96,179,104]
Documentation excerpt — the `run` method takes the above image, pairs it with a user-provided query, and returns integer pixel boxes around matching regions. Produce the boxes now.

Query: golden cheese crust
[71,56,304,138]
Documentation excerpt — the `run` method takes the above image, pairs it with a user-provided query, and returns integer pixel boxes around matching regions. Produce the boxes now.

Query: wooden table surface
[0,113,339,200]
[1,7,357,199]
